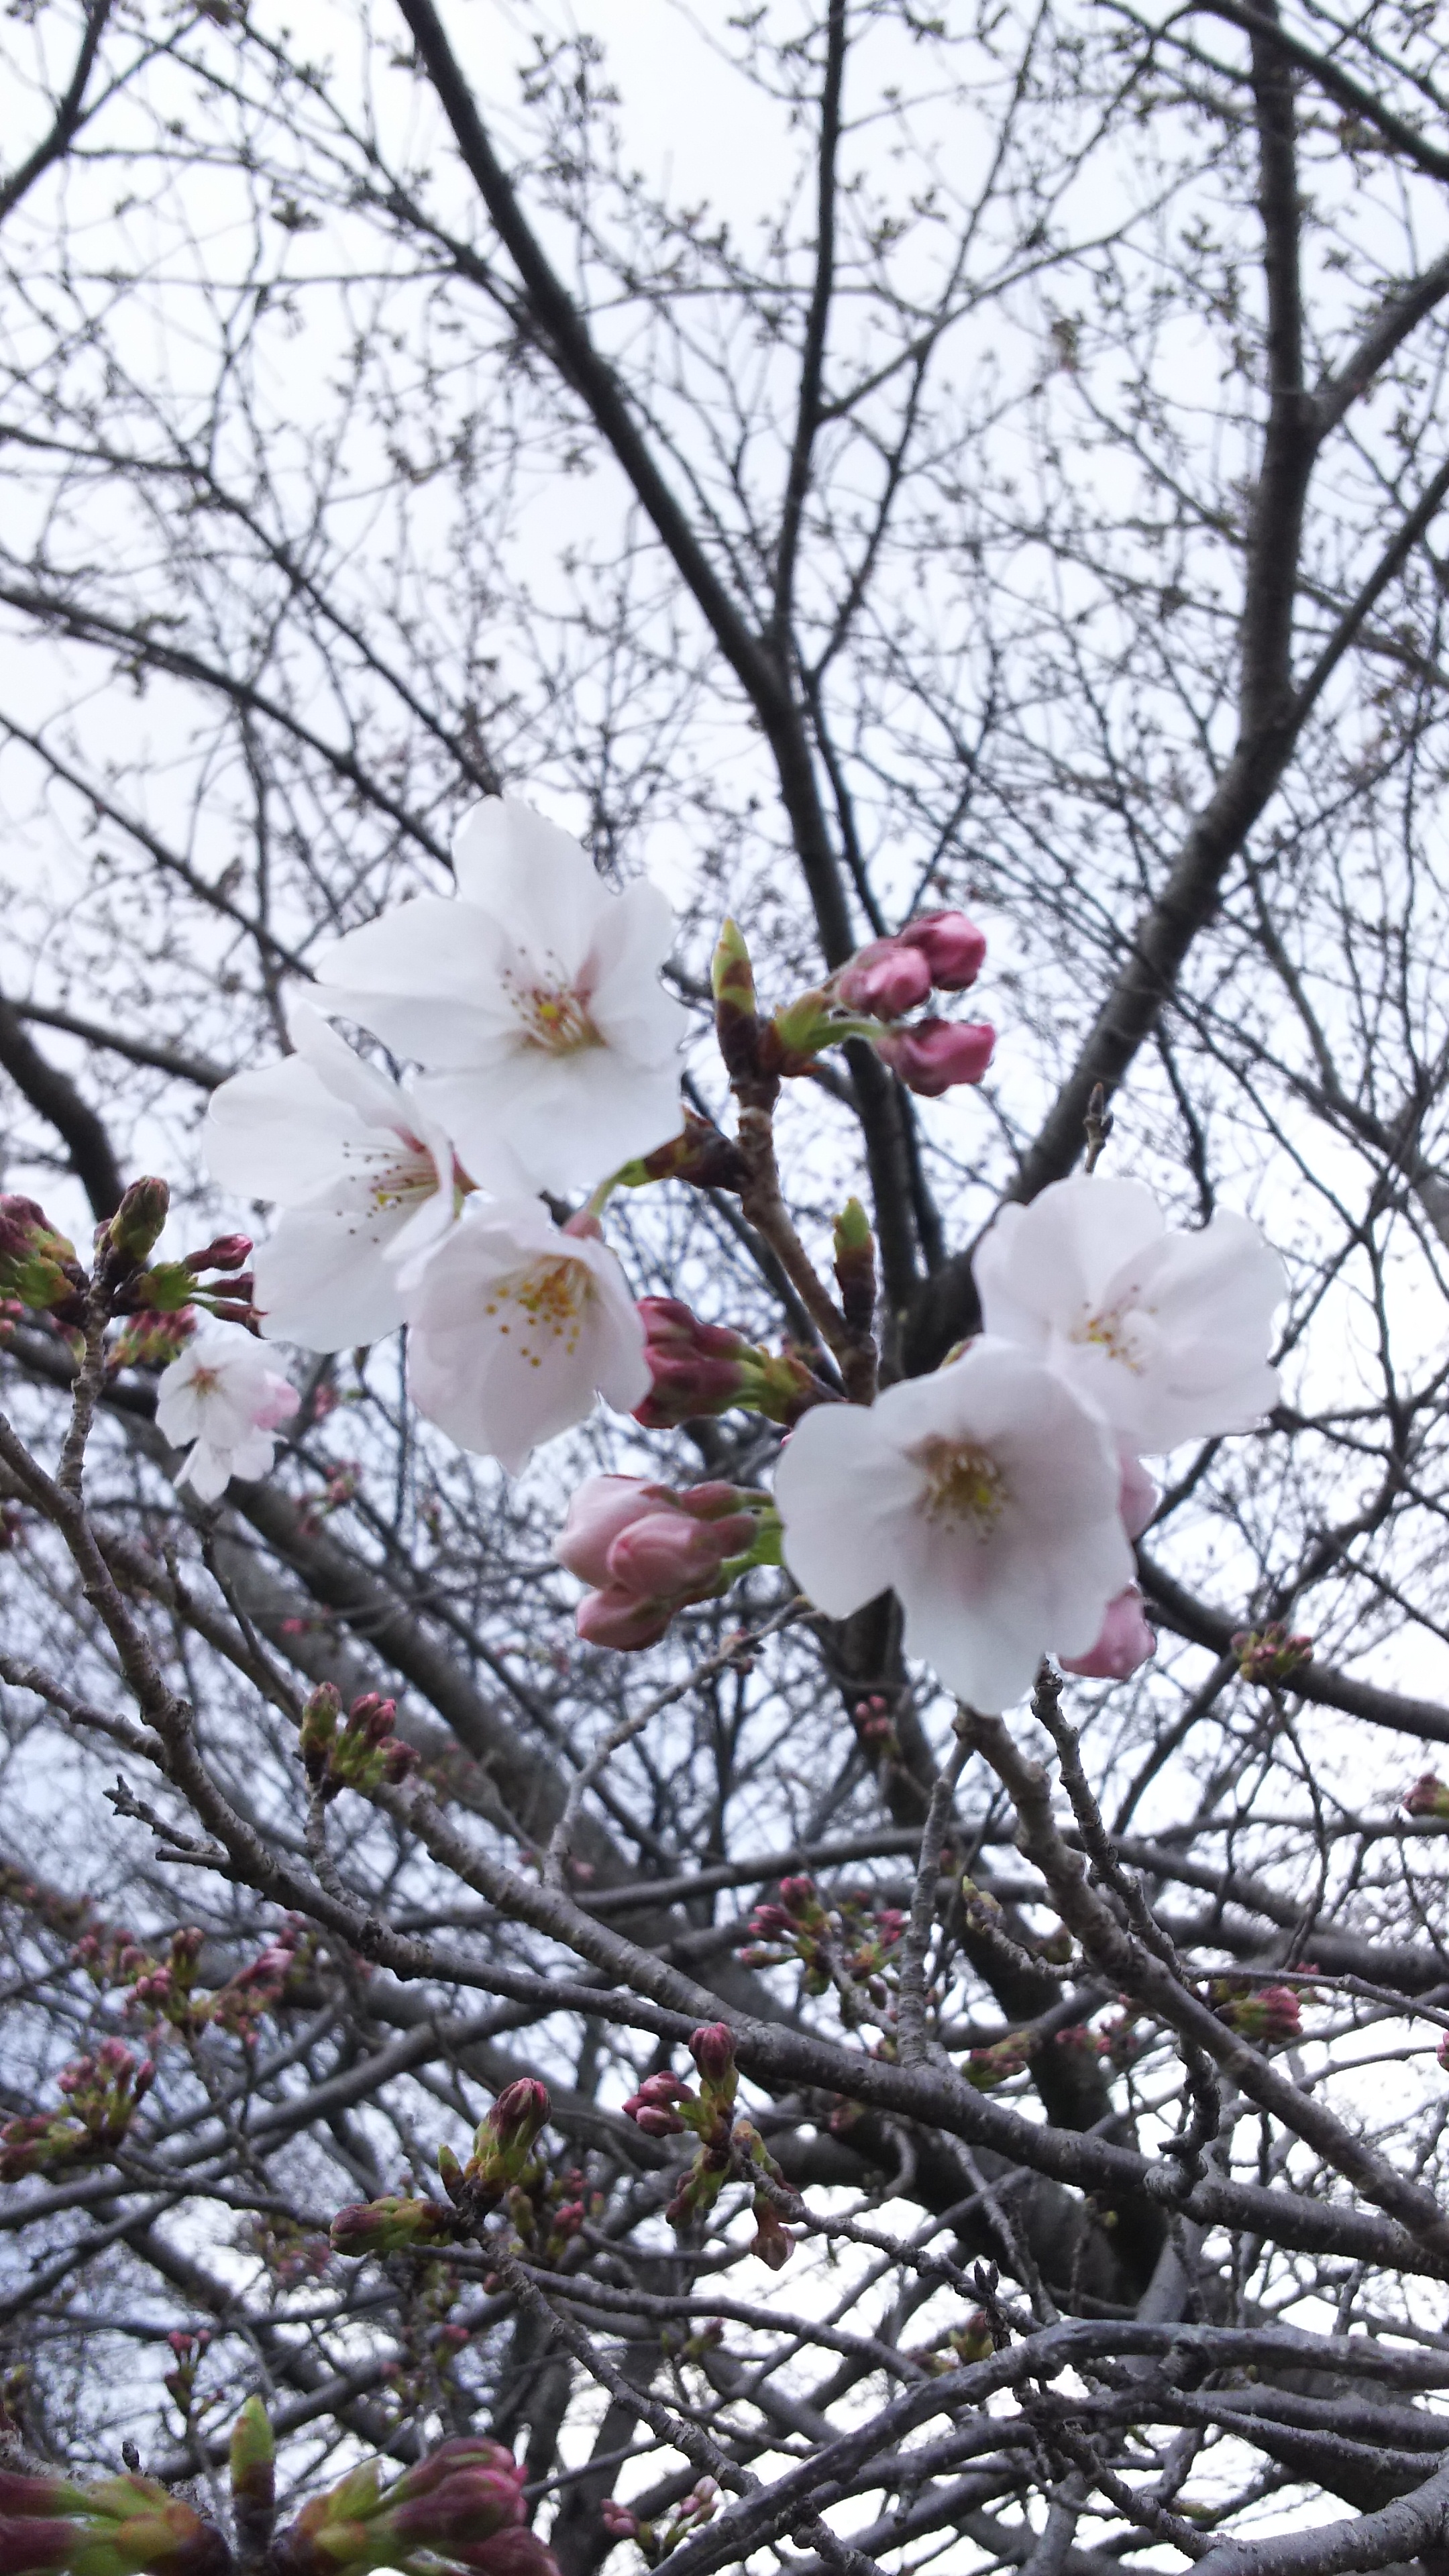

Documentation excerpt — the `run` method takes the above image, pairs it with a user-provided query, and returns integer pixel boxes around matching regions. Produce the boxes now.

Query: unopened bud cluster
[301,1685,420,1799]
[272,2436,554,2576]
[1209,1980,1302,2046]
[0,2462,229,2576]
[72,1919,302,2038]
[331,2079,553,2257]
[558,1477,776,1653]
[623,2025,798,2269]
[1404,1773,1449,1820]
[739,908,994,1096]
[601,2478,721,2567]
[1232,1621,1311,1687]
[739,1875,906,2019]
[633,1297,824,1431]
[0,2039,152,2182]
[0,2410,560,2576]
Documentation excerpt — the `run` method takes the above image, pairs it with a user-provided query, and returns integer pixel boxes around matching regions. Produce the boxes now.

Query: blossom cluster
[156,792,1287,1715]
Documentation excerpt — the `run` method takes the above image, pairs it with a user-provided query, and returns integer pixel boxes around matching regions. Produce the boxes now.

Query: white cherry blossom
[313,797,688,1195]
[774,1339,1132,1713]
[205,996,457,1350]
[973,1175,1284,1452]
[403,1199,649,1475]
[156,1324,299,1503]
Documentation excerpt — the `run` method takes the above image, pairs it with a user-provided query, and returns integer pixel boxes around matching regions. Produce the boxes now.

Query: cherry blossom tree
[3,7,1449,2576]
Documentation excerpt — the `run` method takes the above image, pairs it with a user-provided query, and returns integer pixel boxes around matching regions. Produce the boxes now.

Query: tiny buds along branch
[300,1687,419,1800]
[0,1195,86,1321]
[0,2466,229,2576]
[0,2041,152,2181]
[270,2437,549,2576]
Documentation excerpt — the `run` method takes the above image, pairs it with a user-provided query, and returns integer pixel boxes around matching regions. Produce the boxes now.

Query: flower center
[484,1256,594,1369]
[190,1365,221,1400]
[1070,1299,1147,1371]
[504,970,600,1057]
[914,1435,1008,1532]
[366,1142,436,1216]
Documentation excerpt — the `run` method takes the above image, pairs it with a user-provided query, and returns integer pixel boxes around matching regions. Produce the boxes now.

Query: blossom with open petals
[156,1324,299,1502]
[313,798,688,1195]
[974,1175,1283,1452]
[774,1339,1131,1712]
[205,997,456,1350]
[404,1201,649,1474]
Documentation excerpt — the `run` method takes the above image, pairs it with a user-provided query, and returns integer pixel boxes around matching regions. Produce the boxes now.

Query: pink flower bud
[556,1477,658,1589]
[629,2102,687,2137]
[1060,1587,1157,1681]
[600,2503,639,2538]
[688,2023,737,2089]
[576,1587,674,1652]
[898,910,987,990]
[634,1297,756,1428]
[490,2078,549,2153]
[349,1693,397,1746]
[875,1018,995,1095]
[0,1195,82,1315]
[446,2532,561,2576]
[608,1507,751,1598]
[836,940,933,1020]
[330,2194,455,2255]
[1405,1773,1449,1819]
[185,1234,253,1275]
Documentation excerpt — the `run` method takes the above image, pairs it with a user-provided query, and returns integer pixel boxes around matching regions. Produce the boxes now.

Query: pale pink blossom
[1118,1450,1160,1539]
[156,1324,299,1503]
[404,1200,649,1474]
[774,1339,1131,1713]
[313,797,688,1195]
[974,1175,1284,1452]
[1061,1587,1157,1681]
[205,996,456,1350]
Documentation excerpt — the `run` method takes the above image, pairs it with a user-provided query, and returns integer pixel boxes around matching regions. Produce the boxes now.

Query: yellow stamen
[913,1436,1008,1532]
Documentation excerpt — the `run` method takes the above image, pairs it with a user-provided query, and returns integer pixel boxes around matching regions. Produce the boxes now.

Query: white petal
[423,1046,682,1197]
[775,1405,920,1617]
[282,993,415,1130]
[174,1440,231,1503]
[254,1210,410,1352]
[451,796,606,982]
[206,1054,371,1203]
[586,877,690,1066]
[227,1426,282,1483]
[975,1179,1164,1346]
[314,895,518,1068]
